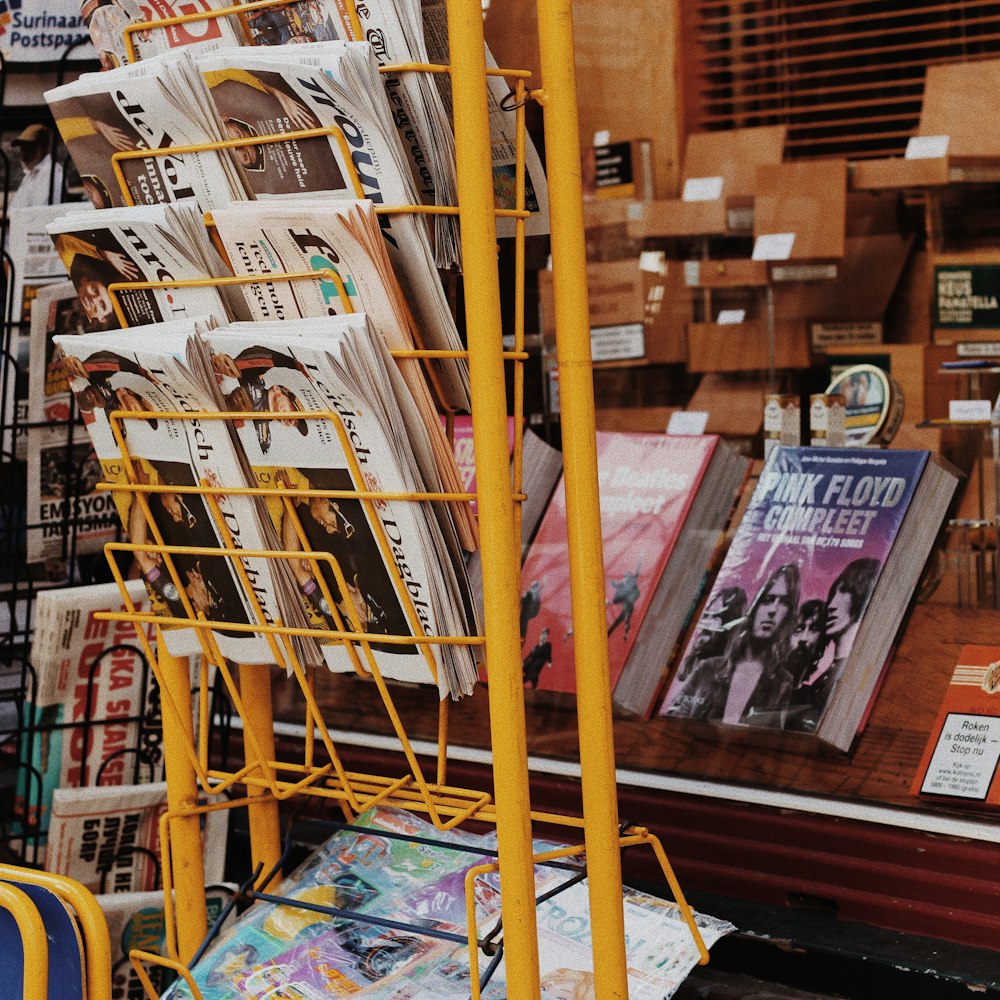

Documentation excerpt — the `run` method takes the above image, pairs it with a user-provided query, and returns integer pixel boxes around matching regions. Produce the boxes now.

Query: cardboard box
[753,160,848,261]
[850,157,950,191]
[772,232,912,345]
[687,319,811,372]
[683,258,769,289]
[687,372,767,437]
[540,258,688,365]
[643,261,689,364]
[626,198,727,239]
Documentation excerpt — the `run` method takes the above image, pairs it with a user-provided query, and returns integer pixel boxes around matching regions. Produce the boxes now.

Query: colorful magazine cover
[167,806,732,1000]
[661,446,930,734]
[165,807,489,999]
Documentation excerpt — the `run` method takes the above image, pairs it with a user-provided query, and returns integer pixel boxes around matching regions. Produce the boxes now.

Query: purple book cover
[660,446,928,733]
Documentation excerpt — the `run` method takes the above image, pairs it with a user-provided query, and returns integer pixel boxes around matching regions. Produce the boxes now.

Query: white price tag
[905,134,950,160]
[752,232,796,261]
[716,309,746,325]
[682,176,724,202]
[593,130,611,147]
[639,250,667,275]
[667,411,709,436]
[949,399,992,422]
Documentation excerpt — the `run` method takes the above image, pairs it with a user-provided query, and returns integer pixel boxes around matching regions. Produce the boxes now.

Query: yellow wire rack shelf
[76,0,712,997]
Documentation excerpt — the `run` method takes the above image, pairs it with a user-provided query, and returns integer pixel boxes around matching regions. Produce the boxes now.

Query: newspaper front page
[52,322,292,663]
[207,322,477,695]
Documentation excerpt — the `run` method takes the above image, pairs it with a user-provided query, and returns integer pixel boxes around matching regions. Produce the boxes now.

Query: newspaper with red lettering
[46,779,227,893]
[12,580,159,861]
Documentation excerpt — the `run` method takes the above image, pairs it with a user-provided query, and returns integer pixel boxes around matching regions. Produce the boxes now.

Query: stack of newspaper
[48,199,477,546]
[54,317,479,695]
[74,0,548,264]
[47,204,239,330]
[45,52,251,211]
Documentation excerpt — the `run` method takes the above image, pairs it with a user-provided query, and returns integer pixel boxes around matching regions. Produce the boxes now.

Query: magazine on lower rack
[164,806,732,1000]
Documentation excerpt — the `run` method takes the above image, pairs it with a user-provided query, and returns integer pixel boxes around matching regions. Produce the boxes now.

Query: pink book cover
[448,415,516,514]
[516,431,720,694]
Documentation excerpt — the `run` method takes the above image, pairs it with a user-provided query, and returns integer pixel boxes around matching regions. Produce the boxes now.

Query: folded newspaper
[53,317,477,695]
[52,319,298,665]
[204,198,477,548]
[207,320,479,694]
[48,204,238,331]
[46,51,251,211]
[165,805,733,999]
[48,200,474,543]
[4,205,91,458]
[75,0,548,265]
[13,579,157,860]
[46,780,228,894]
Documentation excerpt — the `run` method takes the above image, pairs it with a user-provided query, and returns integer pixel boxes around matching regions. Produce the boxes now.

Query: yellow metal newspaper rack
[92,0,709,997]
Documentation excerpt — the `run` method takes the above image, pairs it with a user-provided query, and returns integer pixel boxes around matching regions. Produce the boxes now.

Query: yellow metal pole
[535,2,630,997]
[0,882,48,1000]
[238,662,283,886]
[155,632,209,962]
[446,1,541,997]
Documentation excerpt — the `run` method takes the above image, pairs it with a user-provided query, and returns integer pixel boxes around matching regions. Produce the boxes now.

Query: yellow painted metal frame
[95,1,709,996]
[0,863,114,999]
[0,883,48,1000]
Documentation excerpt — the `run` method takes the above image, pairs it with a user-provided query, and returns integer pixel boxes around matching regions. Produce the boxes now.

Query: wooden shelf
[274,602,1000,815]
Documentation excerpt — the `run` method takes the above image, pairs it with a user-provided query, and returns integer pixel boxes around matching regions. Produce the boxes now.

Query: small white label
[716,309,746,325]
[920,712,1000,799]
[811,321,883,349]
[639,250,667,275]
[682,176,724,202]
[772,264,838,282]
[593,130,611,147]
[905,134,950,160]
[683,260,701,287]
[752,232,796,261]
[590,322,645,362]
[949,399,992,422]
[627,201,644,221]
[958,342,1000,357]
[667,410,709,436]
